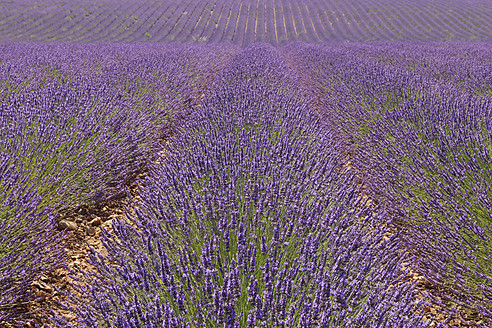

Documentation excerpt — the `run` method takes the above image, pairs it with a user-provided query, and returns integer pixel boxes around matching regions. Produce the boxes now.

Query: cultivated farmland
[0,0,491,44]
[0,1,491,328]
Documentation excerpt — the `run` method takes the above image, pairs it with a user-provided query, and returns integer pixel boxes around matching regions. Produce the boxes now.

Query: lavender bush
[0,43,237,209]
[285,42,492,323]
[0,43,236,325]
[56,44,433,327]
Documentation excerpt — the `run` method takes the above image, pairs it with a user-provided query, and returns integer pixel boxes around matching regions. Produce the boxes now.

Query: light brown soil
[22,172,144,328]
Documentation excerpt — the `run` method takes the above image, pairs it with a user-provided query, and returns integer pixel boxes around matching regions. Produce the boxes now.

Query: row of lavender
[1,0,491,44]
[285,42,492,324]
[52,44,435,327]
[0,43,237,325]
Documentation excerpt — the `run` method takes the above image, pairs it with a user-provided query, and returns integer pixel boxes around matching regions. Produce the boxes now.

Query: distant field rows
[0,0,491,44]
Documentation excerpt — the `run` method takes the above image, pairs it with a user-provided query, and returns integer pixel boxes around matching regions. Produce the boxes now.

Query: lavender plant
[0,43,236,325]
[0,43,237,209]
[57,45,432,327]
[285,42,492,323]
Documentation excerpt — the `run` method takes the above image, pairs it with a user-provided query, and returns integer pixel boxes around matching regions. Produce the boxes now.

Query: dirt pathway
[24,176,140,327]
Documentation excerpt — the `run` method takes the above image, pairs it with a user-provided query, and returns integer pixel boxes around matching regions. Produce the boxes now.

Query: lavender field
[1,0,492,44]
[0,1,491,328]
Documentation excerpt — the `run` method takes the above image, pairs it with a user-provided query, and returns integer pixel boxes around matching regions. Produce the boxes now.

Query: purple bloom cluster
[0,43,236,325]
[59,44,432,327]
[286,42,492,322]
[0,43,237,207]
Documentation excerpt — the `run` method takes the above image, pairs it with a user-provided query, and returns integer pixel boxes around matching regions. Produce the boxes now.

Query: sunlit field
[1,1,491,327]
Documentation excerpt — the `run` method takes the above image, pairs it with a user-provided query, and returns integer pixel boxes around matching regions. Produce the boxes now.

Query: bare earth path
[27,180,139,327]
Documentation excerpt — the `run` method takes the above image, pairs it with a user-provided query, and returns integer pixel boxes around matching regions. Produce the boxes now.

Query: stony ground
[25,174,143,327]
